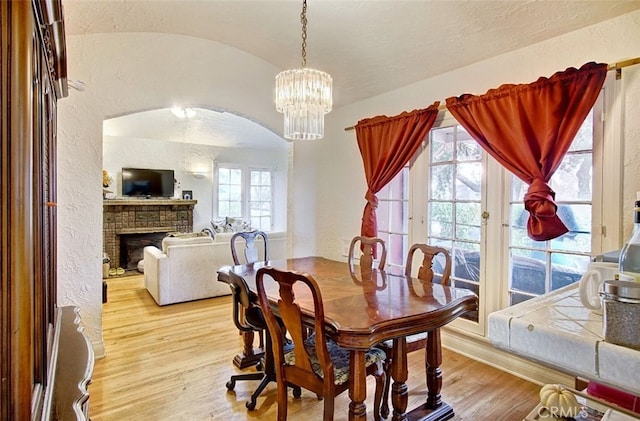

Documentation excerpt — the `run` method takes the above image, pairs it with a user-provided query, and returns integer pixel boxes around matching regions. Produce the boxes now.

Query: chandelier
[275,0,332,140]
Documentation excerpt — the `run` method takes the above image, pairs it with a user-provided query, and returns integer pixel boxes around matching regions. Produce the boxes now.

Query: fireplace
[119,232,167,270]
[103,198,196,273]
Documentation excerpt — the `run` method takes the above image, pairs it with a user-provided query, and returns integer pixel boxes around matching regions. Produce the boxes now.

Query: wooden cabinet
[0,1,91,419]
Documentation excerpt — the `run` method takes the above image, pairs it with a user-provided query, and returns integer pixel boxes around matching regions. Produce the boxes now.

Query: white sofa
[143,231,287,306]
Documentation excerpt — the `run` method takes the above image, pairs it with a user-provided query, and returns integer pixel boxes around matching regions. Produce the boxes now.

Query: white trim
[600,72,624,252]
[442,326,575,387]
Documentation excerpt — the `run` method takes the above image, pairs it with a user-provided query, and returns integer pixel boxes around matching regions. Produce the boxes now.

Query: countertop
[488,283,640,396]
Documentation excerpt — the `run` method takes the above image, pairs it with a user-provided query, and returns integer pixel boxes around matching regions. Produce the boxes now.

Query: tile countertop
[487,283,640,396]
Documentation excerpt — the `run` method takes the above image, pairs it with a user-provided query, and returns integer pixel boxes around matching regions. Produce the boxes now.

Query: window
[217,167,242,217]
[249,169,273,231]
[216,165,274,231]
[402,78,618,335]
[377,166,410,268]
[426,124,483,322]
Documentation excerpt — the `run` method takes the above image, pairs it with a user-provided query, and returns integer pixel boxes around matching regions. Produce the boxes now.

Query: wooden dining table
[217,256,478,421]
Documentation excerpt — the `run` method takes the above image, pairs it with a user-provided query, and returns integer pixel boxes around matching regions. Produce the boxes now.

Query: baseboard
[92,339,106,359]
[441,326,575,388]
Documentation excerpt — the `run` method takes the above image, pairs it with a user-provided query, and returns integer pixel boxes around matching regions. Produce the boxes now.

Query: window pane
[390,201,408,232]
[456,133,482,162]
[229,202,241,217]
[219,168,229,184]
[456,162,482,201]
[430,126,454,163]
[230,185,241,201]
[230,169,242,184]
[377,200,390,232]
[569,109,594,151]
[550,152,592,201]
[431,164,453,200]
[455,202,481,242]
[429,202,453,238]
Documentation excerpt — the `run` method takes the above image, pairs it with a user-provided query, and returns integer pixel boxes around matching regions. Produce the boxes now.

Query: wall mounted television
[121,168,175,198]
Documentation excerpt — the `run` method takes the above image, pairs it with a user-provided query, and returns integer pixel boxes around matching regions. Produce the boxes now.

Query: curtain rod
[344,56,640,132]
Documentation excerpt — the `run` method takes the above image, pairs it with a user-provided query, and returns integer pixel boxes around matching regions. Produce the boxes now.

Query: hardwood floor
[90,274,541,420]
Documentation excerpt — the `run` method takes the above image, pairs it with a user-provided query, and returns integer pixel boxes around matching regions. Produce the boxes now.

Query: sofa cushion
[161,235,214,253]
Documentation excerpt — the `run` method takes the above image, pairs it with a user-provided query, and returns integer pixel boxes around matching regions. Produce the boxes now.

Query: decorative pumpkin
[539,384,582,418]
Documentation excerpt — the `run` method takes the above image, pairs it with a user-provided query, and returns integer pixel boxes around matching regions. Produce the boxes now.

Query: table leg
[348,350,367,421]
[391,337,409,421]
[232,330,264,369]
[426,329,443,408]
[402,328,454,421]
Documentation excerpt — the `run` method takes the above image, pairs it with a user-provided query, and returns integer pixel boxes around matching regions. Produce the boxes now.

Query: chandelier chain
[300,0,307,67]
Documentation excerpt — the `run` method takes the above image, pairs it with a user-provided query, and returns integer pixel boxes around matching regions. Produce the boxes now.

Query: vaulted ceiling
[64,0,640,146]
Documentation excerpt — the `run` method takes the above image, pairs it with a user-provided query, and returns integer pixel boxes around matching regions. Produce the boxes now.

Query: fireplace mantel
[103,199,198,270]
[103,198,197,207]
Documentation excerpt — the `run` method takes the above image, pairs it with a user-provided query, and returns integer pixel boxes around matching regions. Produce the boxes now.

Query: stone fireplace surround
[103,199,197,270]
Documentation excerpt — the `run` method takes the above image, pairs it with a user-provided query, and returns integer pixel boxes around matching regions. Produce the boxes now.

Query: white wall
[57,12,640,357]
[103,135,289,232]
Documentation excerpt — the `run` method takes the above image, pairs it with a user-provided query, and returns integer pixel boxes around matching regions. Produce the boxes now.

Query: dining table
[217,256,478,421]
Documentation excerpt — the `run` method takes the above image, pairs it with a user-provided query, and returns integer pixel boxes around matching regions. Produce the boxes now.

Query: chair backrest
[256,266,335,397]
[348,236,387,270]
[405,243,452,286]
[230,230,269,265]
[224,270,265,332]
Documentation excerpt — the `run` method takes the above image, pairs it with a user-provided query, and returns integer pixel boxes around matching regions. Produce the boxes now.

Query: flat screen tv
[121,168,174,198]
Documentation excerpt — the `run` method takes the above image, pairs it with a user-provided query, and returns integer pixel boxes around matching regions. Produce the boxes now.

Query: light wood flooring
[89,274,541,420]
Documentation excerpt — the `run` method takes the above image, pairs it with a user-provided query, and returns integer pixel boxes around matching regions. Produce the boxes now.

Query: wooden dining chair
[256,266,386,421]
[378,243,452,418]
[231,230,269,265]
[348,236,387,270]
[222,270,301,410]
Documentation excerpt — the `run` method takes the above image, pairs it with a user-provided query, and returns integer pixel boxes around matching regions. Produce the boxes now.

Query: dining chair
[231,230,269,265]
[378,243,452,418]
[230,230,270,351]
[222,270,301,410]
[348,236,387,270]
[256,266,386,421]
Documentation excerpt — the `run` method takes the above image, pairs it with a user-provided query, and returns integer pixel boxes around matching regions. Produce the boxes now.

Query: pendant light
[274,0,332,140]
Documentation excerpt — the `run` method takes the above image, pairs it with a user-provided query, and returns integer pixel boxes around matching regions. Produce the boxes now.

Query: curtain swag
[354,102,440,250]
[445,61,608,241]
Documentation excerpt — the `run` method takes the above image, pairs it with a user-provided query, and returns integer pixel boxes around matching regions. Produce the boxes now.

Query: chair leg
[276,376,289,421]
[373,363,386,421]
[246,373,273,410]
[322,395,335,420]
[226,372,264,391]
[380,348,393,419]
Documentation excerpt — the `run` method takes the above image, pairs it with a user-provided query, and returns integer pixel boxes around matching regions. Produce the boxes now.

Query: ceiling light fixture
[274,0,332,140]
[171,106,196,119]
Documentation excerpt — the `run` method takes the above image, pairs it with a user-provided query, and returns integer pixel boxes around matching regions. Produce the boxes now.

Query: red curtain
[446,62,608,241]
[355,103,440,239]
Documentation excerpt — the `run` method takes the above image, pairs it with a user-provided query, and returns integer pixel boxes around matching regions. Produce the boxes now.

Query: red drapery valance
[355,103,440,240]
[446,62,608,241]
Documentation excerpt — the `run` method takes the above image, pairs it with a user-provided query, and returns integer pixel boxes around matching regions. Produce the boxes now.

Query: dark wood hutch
[1,1,92,420]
